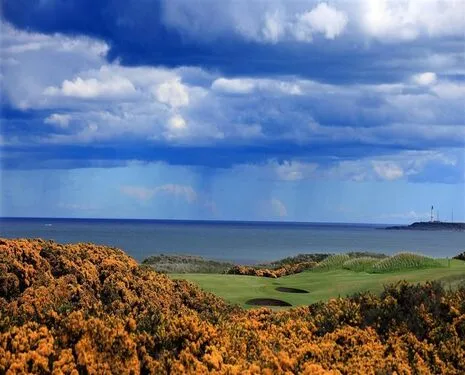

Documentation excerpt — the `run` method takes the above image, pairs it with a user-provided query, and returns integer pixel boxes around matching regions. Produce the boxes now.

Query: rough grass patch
[342,257,379,272]
[142,254,234,273]
[369,252,442,273]
[314,254,351,271]
[346,251,388,259]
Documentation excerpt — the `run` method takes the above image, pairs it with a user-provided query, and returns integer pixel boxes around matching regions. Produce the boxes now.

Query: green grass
[170,259,465,309]
[342,257,379,272]
[369,252,442,273]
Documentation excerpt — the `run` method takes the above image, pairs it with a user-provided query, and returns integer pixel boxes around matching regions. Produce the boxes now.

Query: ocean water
[1,218,464,264]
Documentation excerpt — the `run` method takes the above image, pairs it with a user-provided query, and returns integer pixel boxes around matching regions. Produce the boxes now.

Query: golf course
[3,239,465,373]
[169,255,465,308]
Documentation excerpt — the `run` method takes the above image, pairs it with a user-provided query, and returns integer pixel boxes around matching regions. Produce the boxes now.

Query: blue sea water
[1,218,464,264]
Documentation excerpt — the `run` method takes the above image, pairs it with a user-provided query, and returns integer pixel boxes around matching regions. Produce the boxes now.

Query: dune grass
[369,252,442,273]
[313,253,350,271]
[142,254,233,273]
[342,257,379,272]
[170,258,465,308]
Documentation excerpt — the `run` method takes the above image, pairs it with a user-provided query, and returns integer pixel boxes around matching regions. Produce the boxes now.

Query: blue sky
[1,0,464,223]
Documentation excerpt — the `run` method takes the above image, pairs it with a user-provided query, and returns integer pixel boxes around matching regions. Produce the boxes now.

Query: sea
[1,218,464,264]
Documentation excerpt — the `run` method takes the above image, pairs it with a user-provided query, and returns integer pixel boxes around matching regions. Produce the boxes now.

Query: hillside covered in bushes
[1,238,465,374]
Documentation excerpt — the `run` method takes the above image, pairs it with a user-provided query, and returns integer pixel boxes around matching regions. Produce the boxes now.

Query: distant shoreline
[5,217,465,229]
[2,218,464,263]
[385,221,465,231]
[0,217,392,227]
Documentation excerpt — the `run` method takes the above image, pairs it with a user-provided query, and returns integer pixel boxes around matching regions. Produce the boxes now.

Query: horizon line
[0,216,403,226]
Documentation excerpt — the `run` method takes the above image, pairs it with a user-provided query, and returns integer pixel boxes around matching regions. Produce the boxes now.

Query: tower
[430,205,434,222]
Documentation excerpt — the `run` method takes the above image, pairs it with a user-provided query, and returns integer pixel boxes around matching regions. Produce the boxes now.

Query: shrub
[369,252,442,273]
[1,238,464,374]
[313,253,351,271]
[268,253,331,267]
[342,257,379,272]
[226,261,317,278]
[453,251,465,261]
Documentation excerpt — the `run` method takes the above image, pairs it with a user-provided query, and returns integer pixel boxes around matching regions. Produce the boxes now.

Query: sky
[0,0,464,223]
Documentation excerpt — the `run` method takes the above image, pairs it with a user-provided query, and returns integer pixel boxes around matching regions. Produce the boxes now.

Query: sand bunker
[275,287,309,294]
[245,298,292,307]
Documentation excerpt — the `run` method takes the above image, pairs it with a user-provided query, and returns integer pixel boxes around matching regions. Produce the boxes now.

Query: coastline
[385,221,465,231]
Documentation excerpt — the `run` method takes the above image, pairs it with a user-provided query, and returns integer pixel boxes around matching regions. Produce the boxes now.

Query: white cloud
[412,72,437,86]
[2,22,463,152]
[44,76,136,99]
[231,159,319,182]
[324,160,371,182]
[361,0,465,41]
[372,161,404,180]
[120,184,197,203]
[154,78,190,108]
[162,0,348,43]
[274,81,302,95]
[431,81,465,99]
[293,2,349,41]
[120,186,155,200]
[44,113,72,128]
[271,198,288,217]
[43,109,162,144]
[233,149,458,183]
[162,0,464,44]
[1,22,110,109]
[323,150,457,182]
[1,23,109,56]
[327,150,458,182]
[211,77,302,96]
[212,78,255,94]
[163,114,189,140]
[168,114,187,130]
[274,160,318,181]
[1,24,218,145]
[4,41,46,54]
[262,11,286,43]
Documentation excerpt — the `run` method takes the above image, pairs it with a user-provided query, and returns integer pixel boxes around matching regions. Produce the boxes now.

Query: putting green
[170,259,465,308]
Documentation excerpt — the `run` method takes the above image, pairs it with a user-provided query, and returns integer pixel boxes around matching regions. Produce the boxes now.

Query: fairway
[170,259,465,308]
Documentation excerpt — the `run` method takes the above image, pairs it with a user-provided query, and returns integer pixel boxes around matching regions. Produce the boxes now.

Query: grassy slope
[170,259,465,308]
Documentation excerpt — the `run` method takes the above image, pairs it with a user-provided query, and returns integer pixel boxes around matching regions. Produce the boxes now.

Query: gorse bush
[369,252,442,273]
[342,257,379,272]
[454,251,465,261]
[1,239,464,374]
[267,253,331,267]
[226,262,317,278]
[313,253,350,271]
